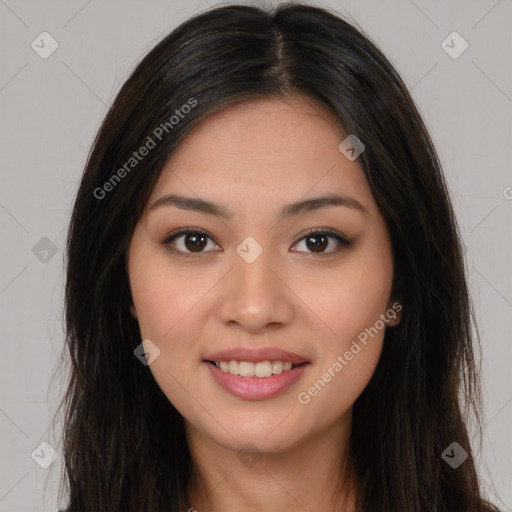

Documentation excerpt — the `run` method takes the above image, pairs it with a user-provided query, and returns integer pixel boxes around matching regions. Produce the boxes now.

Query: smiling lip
[203,347,309,364]
[202,346,310,400]
[203,360,310,400]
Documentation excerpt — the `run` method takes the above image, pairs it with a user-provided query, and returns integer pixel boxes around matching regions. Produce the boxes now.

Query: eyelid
[160,226,352,257]
[290,227,352,257]
[161,227,220,258]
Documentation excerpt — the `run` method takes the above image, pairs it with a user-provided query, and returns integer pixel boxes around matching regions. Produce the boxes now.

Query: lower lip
[203,361,310,400]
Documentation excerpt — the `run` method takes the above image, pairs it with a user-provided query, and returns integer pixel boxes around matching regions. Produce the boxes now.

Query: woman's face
[127,95,400,453]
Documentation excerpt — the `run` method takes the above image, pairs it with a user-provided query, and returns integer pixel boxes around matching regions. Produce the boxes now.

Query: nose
[215,243,295,334]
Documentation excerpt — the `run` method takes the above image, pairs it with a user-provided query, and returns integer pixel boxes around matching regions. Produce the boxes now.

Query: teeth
[214,360,297,377]
[228,360,239,374]
[272,361,283,374]
[239,361,255,377]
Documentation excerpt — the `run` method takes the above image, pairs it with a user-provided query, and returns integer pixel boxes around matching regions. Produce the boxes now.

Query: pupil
[185,233,207,252]
[307,235,327,253]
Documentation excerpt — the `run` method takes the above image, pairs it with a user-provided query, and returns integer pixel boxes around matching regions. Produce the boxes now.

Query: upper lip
[204,347,309,364]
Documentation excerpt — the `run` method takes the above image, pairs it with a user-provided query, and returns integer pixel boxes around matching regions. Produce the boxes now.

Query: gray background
[0,0,511,510]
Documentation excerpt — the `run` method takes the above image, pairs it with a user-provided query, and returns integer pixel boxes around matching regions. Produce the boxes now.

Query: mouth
[202,359,311,400]
[205,359,307,378]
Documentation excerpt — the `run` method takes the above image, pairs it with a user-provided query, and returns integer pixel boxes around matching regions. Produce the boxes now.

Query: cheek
[128,251,207,414]
[304,251,393,350]
[296,268,391,418]
[294,238,393,406]
[298,336,384,424]
[129,247,205,341]
[128,245,213,389]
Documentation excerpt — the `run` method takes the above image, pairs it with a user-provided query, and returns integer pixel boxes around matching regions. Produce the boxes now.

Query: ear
[129,303,138,320]
[125,251,138,320]
[386,298,403,327]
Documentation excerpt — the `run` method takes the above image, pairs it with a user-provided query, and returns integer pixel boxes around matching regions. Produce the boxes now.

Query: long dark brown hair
[51,3,500,511]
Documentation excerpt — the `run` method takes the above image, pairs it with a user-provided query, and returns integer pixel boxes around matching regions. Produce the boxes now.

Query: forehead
[166,95,345,160]
[148,95,373,215]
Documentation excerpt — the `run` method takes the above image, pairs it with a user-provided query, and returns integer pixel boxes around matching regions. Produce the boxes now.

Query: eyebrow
[149,193,369,219]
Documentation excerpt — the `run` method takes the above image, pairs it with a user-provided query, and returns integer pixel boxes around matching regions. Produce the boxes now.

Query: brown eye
[162,229,219,257]
[292,228,352,256]
[162,227,351,259]
[181,232,208,252]
[304,234,329,253]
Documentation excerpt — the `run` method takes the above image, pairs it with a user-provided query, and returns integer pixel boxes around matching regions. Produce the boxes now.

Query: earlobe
[389,310,402,327]
[129,303,138,320]
[387,298,403,327]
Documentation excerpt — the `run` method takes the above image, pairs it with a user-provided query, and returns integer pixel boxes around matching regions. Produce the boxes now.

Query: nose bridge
[234,236,278,303]
[217,235,293,330]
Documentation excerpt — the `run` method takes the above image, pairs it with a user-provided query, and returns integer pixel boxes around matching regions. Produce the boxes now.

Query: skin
[127,95,401,512]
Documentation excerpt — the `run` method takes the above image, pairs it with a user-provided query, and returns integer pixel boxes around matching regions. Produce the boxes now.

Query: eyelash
[160,227,352,259]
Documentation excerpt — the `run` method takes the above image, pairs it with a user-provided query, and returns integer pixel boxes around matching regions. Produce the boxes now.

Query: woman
[54,3,500,511]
